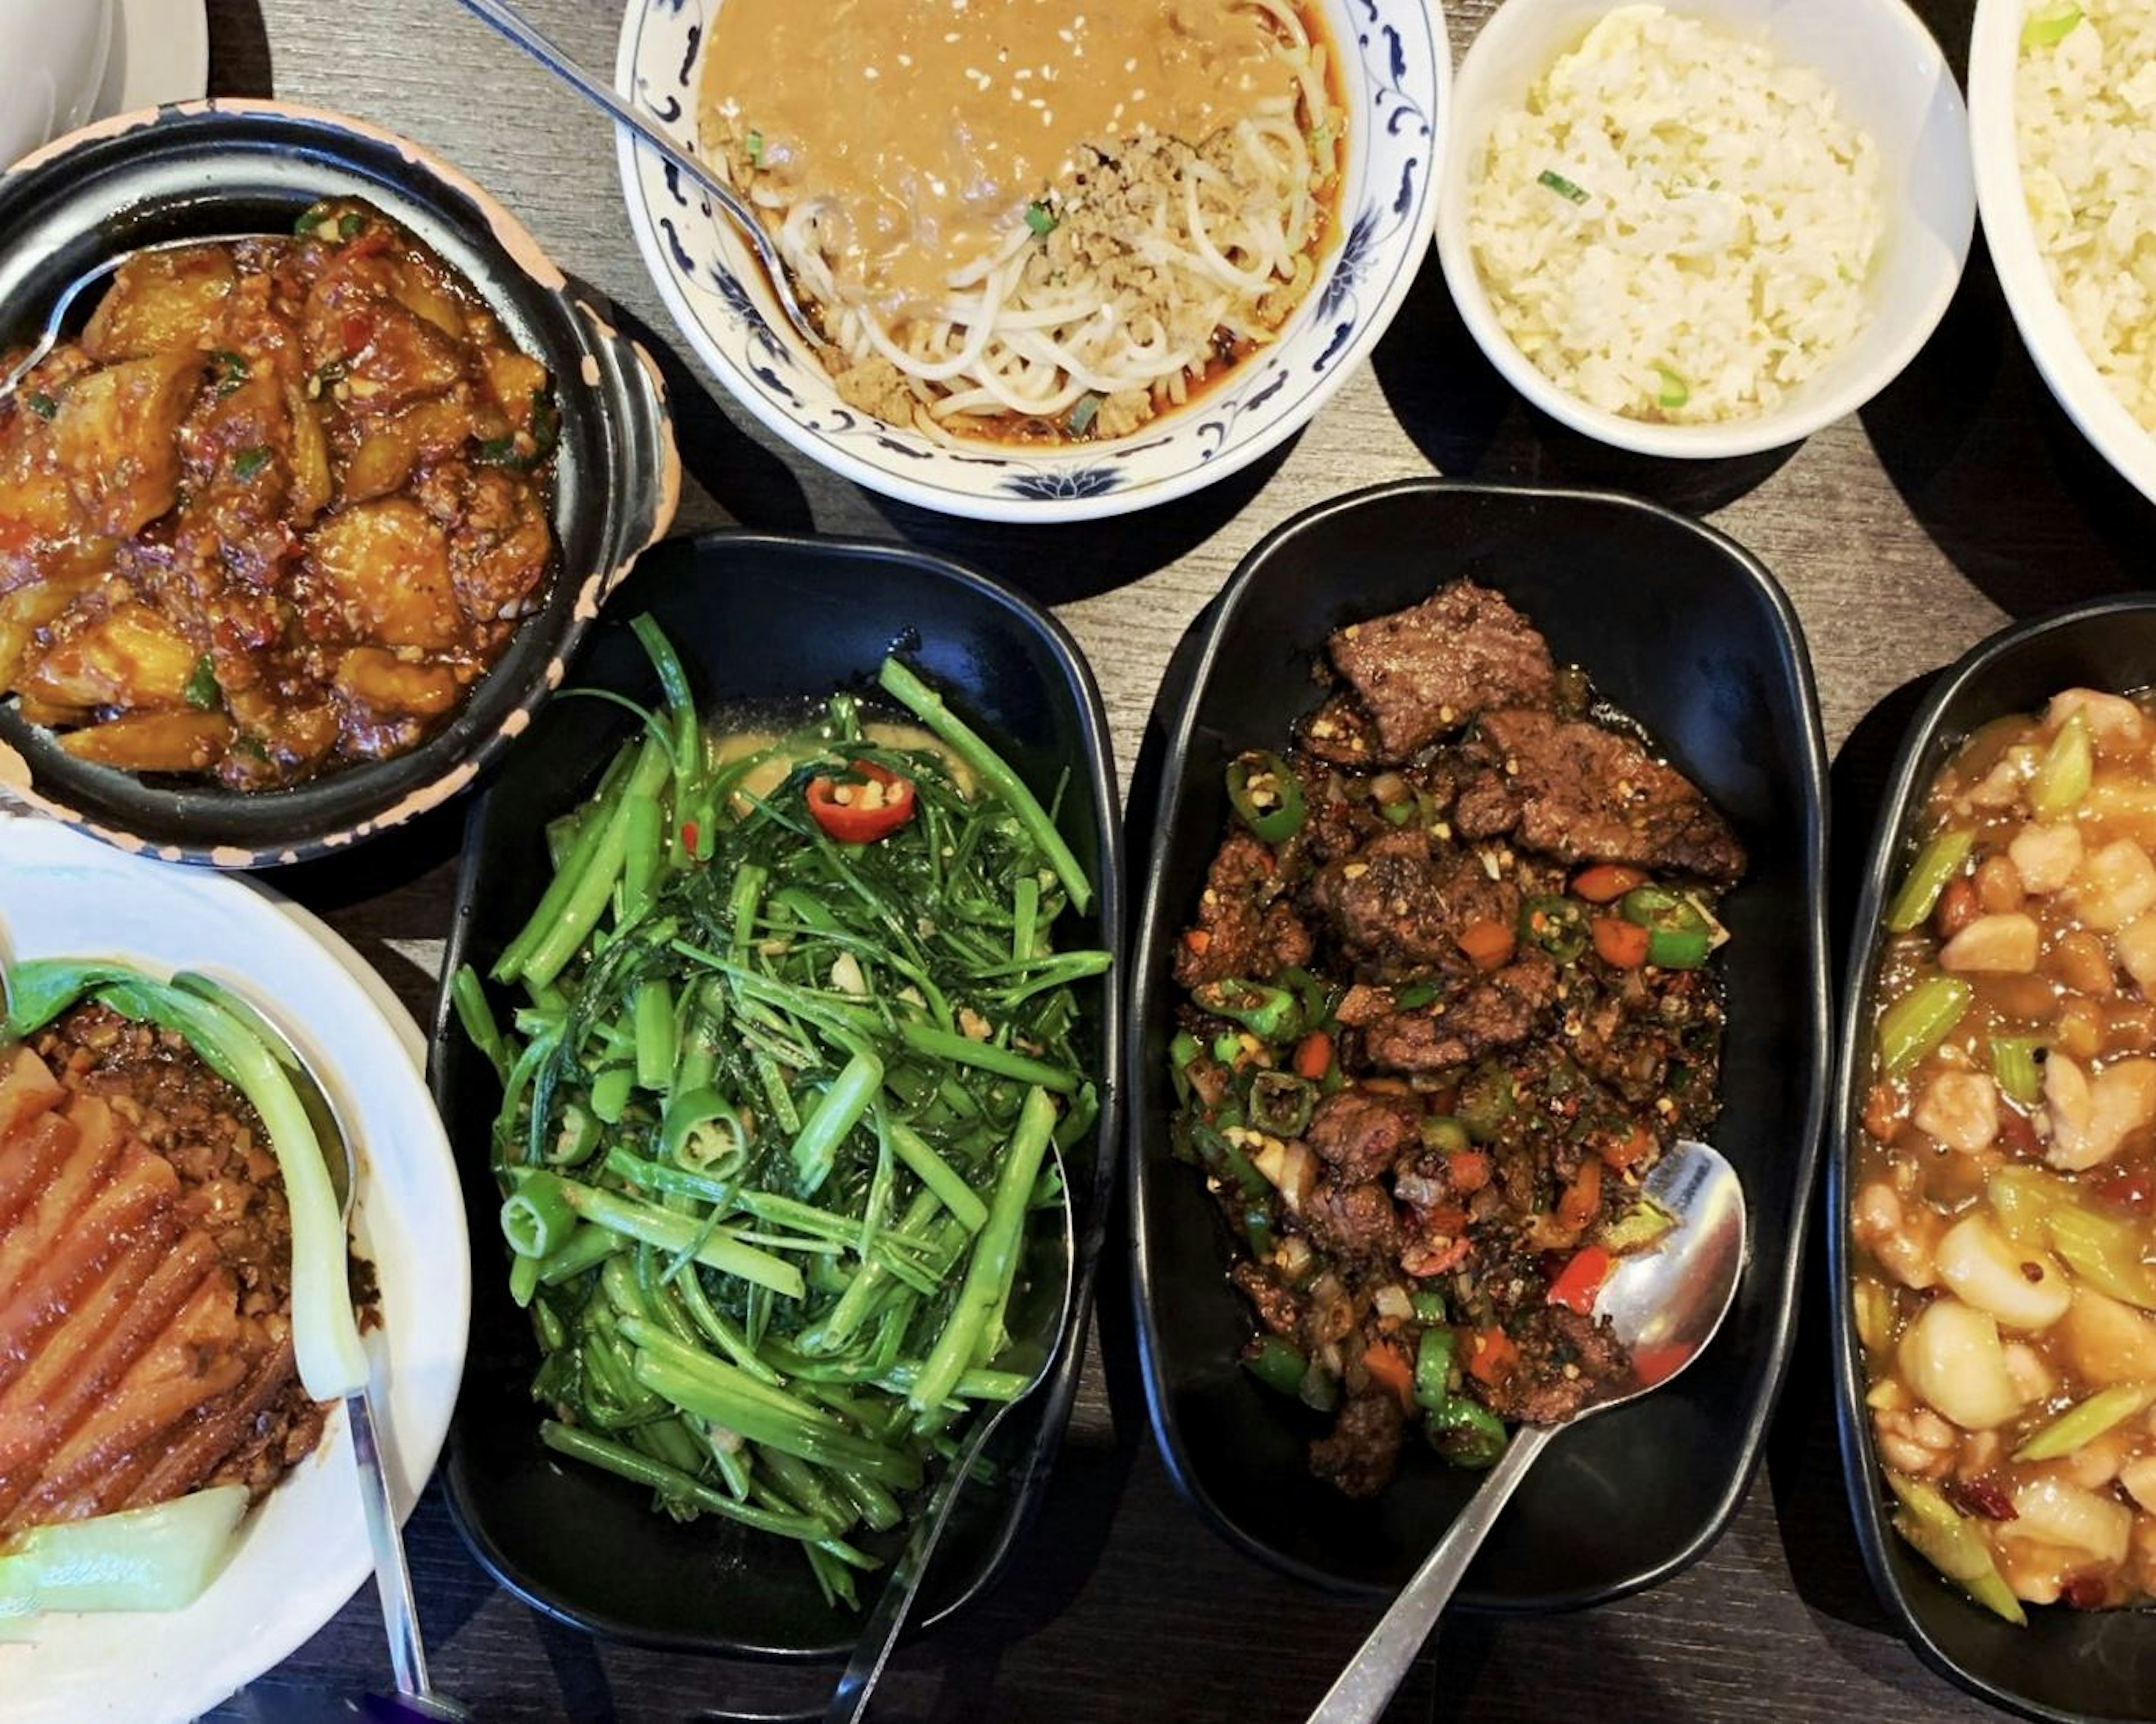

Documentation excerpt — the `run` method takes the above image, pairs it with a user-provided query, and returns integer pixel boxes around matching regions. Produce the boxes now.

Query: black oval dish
[1129,477,1831,1606]
[0,100,678,866]
[427,529,1123,1657]
[1833,594,2156,1724]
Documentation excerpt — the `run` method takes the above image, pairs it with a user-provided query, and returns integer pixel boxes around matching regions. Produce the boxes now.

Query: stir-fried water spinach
[455,621,1107,1608]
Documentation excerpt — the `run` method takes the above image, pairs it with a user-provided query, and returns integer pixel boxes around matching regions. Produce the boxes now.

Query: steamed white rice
[2018,0,2156,429]
[1467,4,1883,424]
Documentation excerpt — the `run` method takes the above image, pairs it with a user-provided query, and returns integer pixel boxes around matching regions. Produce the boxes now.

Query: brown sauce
[702,0,1300,315]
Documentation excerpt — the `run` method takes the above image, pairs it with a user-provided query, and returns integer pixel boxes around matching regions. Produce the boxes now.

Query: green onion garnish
[1067,393,1101,437]
[337,211,365,241]
[1655,365,1690,410]
[210,350,248,394]
[293,207,326,236]
[24,392,56,421]
[2023,3,2082,47]
[184,655,220,712]
[232,446,272,481]
[1025,200,1058,237]
[1538,169,1589,204]
[746,129,765,166]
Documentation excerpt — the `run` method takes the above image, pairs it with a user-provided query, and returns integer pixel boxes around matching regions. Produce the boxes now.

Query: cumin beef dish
[0,198,558,788]
[0,1004,328,1536]
[1167,580,1747,1497]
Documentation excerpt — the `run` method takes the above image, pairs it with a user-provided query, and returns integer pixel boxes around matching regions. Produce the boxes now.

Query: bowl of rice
[1436,0,1974,459]
[1972,0,2156,507]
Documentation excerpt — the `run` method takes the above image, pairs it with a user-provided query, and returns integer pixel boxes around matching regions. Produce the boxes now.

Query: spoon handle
[1305,1424,1558,1724]
[823,1407,1010,1724]
[446,0,819,349]
[349,1389,464,1716]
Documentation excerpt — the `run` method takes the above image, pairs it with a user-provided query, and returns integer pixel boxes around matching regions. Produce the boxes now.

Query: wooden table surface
[164,0,2135,1717]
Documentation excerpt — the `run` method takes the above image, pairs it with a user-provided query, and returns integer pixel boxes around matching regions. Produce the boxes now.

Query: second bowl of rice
[1436,0,1974,459]
[1972,0,2156,508]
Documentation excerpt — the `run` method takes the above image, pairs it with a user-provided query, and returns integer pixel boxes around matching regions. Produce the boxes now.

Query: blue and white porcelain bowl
[614,0,1447,522]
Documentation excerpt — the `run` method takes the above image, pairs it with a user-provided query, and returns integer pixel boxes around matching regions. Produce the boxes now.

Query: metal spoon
[447,0,830,353]
[173,973,470,1724]
[0,232,263,401]
[823,1144,1079,1724]
[1305,1137,1748,1724]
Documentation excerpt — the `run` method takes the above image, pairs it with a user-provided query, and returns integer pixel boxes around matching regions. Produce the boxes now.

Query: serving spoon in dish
[0,232,263,401]
[1305,1137,1748,1724]
[821,1143,1079,1724]
[447,0,830,353]
[171,973,472,1724]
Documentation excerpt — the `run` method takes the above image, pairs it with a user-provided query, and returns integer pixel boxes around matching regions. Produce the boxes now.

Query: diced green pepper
[1419,1114,1472,1155]
[1244,1336,1307,1397]
[1192,978,1301,1042]
[1226,750,1307,844]
[1413,1328,1458,1411]
[1618,886,1712,969]
[1428,1394,1507,1467]
[183,655,220,711]
[1459,1062,1516,1142]
[1520,894,1589,963]
[2023,3,2082,48]
[1248,1069,1316,1138]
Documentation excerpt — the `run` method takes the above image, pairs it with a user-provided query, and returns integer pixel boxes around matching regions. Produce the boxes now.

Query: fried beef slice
[1452,708,1746,885]
[1309,1391,1406,1499]
[1305,1087,1422,1183]
[1356,950,1559,1073]
[1326,582,1557,761]
[1308,827,1519,967]
[1478,1306,1633,1426]
[1173,829,1314,987]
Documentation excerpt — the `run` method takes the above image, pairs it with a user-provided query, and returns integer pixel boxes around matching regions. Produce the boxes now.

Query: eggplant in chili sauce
[1167,579,1747,1497]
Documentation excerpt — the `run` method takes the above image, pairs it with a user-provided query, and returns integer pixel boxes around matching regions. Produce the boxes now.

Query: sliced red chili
[806,758,917,843]
[1547,1245,1611,1315]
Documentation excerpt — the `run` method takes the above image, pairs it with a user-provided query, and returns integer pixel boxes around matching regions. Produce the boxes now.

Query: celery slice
[0,1487,248,1617]
[1884,1471,2027,1626]
[2014,1382,2156,1461]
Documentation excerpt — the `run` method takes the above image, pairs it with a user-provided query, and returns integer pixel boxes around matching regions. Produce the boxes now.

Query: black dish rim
[1126,473,1833,1609]
[426,524,1125,1660]
[1829,591,2156,1724]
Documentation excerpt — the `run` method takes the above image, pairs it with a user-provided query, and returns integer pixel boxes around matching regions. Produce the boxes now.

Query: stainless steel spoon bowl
[823,1142,1078,1724]
[1306,1137,1749,1724]
[173,972,470,1724]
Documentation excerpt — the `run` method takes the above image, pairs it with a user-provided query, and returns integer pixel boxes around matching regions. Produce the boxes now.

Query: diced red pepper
[1292,1031,1333,1081]
[805,759,917,843]
[1592,916,1650,968]
[1447,1150,1492,1193]
[1547,1245,1611,1315]
[1362,1341,1415,1409]
[1466,1326,1518,1386]
[1572,863,1647,903]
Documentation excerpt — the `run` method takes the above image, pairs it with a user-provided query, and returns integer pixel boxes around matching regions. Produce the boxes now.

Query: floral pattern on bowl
[613,0,1449,522]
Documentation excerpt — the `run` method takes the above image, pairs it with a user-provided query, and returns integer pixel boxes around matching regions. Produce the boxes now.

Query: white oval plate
[0,813,468,1724]
[613,0,1448,521]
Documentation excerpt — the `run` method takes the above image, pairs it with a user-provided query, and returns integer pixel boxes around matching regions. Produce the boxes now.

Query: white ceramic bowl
[1969,0,2156,507]
[614,0,1447,521]
[0,0,111,168]
[1435,0,1974,459]
[0,815,468,1724]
